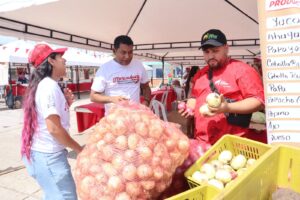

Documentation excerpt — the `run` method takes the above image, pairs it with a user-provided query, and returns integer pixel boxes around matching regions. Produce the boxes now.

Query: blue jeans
[23,149,77,200]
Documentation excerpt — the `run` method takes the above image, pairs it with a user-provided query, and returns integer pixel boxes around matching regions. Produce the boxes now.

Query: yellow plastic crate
[165,185,220,200]
[184,134,272,189]
[218,145,300,200]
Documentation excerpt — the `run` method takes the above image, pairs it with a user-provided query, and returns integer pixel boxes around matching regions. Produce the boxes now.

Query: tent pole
[181,64,183,79]
[161,52,169,85]
[8,62,12,83]
[162,57,164,85]
[76,65,80,99]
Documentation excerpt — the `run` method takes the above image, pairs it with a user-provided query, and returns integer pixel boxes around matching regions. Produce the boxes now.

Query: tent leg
[162,58,164,85]
[76,65,80,99]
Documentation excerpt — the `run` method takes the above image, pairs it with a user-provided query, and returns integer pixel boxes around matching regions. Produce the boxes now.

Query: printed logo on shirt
[113,75,140,84]
[215,79,230,88]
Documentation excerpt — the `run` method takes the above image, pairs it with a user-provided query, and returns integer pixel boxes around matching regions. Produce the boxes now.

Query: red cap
[28,43,67,67]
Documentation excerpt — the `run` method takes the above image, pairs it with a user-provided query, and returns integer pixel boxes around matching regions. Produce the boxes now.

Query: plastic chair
[150,99,168,121]
[173,87,186,101]
[161,90,168,108]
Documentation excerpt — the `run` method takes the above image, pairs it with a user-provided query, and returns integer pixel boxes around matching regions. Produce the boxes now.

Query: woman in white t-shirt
[21,43,83,200]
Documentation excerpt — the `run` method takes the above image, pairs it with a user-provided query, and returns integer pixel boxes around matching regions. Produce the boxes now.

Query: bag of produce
[75,101,190,200]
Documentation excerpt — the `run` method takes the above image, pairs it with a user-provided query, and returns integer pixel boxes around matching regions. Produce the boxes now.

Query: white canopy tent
[0,39,34,63]
[0,39,112,67]
[0,0,261,67]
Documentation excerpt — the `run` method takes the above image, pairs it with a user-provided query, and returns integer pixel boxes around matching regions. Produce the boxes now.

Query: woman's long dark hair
[21,53,57,160]
[184,66,199,96]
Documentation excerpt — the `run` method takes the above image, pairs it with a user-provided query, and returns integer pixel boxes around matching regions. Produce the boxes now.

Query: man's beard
[207,59,220,68]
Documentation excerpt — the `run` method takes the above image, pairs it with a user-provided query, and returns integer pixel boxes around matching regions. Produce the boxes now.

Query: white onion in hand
[199,104,210,115]
[206,93,221,108]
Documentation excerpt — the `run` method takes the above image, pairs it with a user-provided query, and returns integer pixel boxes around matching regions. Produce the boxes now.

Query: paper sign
[258,0,300,145]
[266,0,300,11]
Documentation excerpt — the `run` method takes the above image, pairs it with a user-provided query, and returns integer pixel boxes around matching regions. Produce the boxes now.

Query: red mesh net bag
[74,101,190,200]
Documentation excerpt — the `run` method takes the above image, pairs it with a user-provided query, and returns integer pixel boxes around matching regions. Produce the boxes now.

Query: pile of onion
[75,101,190,200]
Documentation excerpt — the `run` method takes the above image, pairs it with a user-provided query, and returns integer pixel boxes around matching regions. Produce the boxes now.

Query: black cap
[200,29,227,49]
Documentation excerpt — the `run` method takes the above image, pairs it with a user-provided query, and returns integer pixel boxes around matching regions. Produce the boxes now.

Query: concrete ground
[0,92,93,200]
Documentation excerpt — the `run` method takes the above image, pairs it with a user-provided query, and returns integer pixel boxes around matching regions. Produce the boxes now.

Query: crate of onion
[184,135,272,192]
[218,145,300,200]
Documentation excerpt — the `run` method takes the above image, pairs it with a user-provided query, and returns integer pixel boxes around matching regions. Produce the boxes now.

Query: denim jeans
[23,149,77,200]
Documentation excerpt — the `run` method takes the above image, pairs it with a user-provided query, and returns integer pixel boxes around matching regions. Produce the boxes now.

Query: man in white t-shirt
[90,35,151,114]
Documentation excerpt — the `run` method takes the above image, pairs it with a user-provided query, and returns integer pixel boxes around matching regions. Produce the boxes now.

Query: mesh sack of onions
[74,101,190,200]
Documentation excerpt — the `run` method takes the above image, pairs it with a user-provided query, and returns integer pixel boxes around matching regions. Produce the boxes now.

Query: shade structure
[0,0,260,65]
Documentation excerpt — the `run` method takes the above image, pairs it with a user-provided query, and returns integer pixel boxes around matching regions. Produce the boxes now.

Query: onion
[153,167,164,180]
[80,176,96,194]
[103,132,115,144]
[191,171,208,185]
[140,114,151,125]
[112,119,127,136]
[137,164,153,179]
[215,169,232,183]
[161,157,172,169]
[177,102,186,110]
[112,155,124,171]
[108,176,124,192]
[237,168,247,177]
[200,163,216,179]
[246,158,256,167]
[218,150,233,164]
[208,179,224,190]
[186,98,196,109]
[135,122,148,137]
[230,154,247,170]
[115,135,128,150]
[149,119,164,139]
[126,182,141,197]
[102,145,114,161]
[122,164,137,181]
[137,146,153,160]
[141,180,155,190]
[206,92,221,108]
[210,159,223,169]
[115,192,131,200]
[165,139,176,150]
[96,140,106,151]
[154,143,167,157]
[178,139,189,152]
[131,113,141,123]
[95,172,108,183]
[199,103,210,116]
[102,163,117,176]
[89,164,102,175]
[222,164,234,172]
[151,156,161,166]
[124,149,137,162]
[128,134,140,150]
[155,181,167,193]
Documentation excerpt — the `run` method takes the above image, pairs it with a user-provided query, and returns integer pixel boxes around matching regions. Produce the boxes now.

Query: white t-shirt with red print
[31,77,70,153]
[91,59,149,114]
